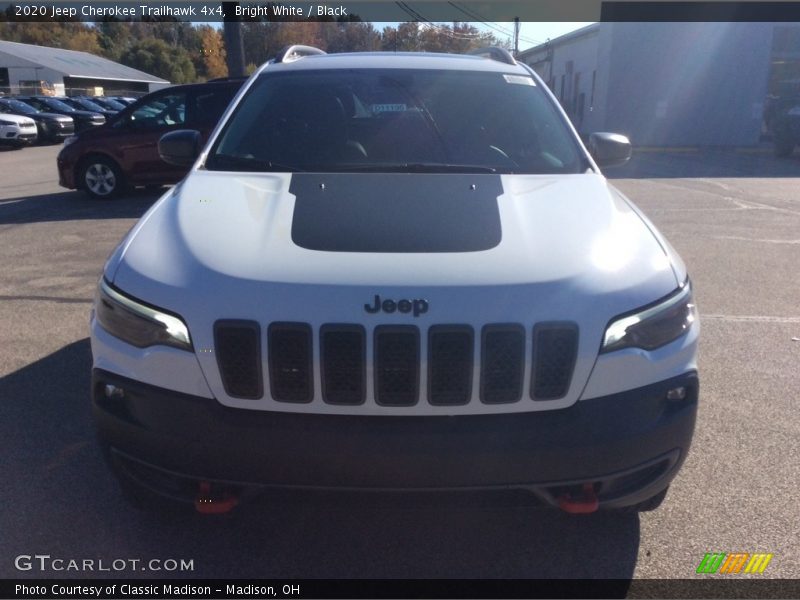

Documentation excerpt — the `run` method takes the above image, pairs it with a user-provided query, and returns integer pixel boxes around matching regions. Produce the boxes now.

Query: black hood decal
[290,173,503,253]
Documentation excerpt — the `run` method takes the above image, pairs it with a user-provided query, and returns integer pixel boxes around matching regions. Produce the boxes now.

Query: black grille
[480,325,525,404]
[531,323,578,400]
[428,326,474,405]
[321,325,366,405]
[268,323,313,403]
[375,326,419,406]
[214,320,262,399]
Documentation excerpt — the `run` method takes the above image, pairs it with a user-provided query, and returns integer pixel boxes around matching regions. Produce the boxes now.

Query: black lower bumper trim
[92,369,698,507]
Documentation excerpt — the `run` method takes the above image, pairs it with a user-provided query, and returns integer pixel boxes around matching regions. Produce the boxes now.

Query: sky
[206,21,594,53]
[506,22,595,51]
[372,22,595,52]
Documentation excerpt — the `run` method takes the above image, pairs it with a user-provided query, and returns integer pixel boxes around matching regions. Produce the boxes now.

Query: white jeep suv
[91,46,699,514]
[0,112,37,147]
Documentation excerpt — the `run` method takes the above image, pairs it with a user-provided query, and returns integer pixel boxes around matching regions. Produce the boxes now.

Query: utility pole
[513,17,520,57]
[222,1,246,77]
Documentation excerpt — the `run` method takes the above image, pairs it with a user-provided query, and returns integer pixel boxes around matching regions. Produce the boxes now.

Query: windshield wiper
[205,154,304,173]
[334,163,499,173]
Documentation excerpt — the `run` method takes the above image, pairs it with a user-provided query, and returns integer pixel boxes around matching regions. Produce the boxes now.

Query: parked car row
[4,80,241,196]
[0,97,75,144]
[0,95,139,149]
[57,79,245,198]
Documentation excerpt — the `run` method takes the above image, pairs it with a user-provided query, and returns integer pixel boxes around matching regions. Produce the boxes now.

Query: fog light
[666,386,687,401]
[104,384,125,399]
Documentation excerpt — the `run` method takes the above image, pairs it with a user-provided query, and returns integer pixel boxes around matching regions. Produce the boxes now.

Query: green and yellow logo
[696,552,774,574]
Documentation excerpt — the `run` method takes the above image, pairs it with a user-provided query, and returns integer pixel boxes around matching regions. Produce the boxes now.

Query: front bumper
[43,123,75,140]
[2,131,36,145]
[93,368,698,509]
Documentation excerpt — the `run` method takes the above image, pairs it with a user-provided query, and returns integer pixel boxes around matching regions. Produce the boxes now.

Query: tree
[119,38,196,83]
[96,20,136,61]
[198,25,228,80]
[0,22,100,52]
[380,22,506,53]
[63,27,102,54]
[322,21,381,53]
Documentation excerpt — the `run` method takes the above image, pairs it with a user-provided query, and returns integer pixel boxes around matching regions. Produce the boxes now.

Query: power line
[446,1,544,46]
[396,2,428,23]
[394,2,485,40]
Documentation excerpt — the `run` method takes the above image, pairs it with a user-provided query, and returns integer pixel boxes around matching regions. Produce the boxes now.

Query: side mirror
[158,129,201,167]
[588,132,632,168]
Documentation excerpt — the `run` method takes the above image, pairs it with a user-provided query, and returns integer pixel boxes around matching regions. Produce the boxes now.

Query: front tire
[80,156,125,199]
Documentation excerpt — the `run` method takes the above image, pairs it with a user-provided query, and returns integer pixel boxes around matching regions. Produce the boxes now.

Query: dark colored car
[59,97,119,119]
[15,96,105,132]
[85,97,128,112]
[57,79,244,199]
[106,96,138,107]
[0,97,75,142]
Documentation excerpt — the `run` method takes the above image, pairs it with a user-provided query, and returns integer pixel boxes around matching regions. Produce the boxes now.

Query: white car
[91,46,699,514]
[0,112,37,147]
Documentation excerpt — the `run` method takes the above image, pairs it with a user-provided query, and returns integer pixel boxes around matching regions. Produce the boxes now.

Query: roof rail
[275,45,326,64]
[467,47,517,66]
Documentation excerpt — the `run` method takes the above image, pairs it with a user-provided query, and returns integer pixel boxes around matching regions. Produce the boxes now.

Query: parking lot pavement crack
[0,295,92,304]
[702,314,800,323]
[644,180,800,216]
[707,235,800,244]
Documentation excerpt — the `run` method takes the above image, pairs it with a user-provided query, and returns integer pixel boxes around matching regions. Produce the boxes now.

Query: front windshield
[5,100,37,114]
[98,98,125,110]
[42,98,76,112]
[76,98,105,111]
[207,69,584,174]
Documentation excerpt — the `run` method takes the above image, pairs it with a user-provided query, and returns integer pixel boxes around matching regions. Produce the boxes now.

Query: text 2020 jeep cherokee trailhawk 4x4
[91,46,699,514]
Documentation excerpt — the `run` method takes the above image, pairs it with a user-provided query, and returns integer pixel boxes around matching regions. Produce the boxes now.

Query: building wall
[0,50,64,93]
[602,22,773,146]
[1,46,167,97]
[62,76,151,96]
[520,27,602,135]
[549,30,601,134]
[519,22,776,147]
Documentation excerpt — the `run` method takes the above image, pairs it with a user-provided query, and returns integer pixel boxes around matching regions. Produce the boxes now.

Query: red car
[57,79,244,198]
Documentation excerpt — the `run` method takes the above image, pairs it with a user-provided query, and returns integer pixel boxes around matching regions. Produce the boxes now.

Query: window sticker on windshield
[503,75,536,86]
[371,103,407,114]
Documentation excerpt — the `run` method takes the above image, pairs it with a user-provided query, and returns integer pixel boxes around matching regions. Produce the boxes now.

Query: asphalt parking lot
[1,144,799,591]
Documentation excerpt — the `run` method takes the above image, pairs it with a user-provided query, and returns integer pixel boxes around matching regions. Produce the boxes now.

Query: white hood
[106,170,682,414]
[0,113,35,127]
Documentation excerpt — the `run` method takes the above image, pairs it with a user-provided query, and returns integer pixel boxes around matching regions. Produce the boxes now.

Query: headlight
[95,279,192,351]
[63,135,78,147]
[601,281,696,353]
[0,119,15,126]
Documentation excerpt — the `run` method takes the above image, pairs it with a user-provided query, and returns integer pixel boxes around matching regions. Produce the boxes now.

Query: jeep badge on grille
[365,295,429,317]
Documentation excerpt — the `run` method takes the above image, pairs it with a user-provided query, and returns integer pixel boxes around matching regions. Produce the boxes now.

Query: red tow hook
[557,483,599,514]
[194,481,239,514]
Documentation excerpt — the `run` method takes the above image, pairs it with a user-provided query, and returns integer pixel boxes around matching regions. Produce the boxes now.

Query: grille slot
[268,323,313,403]
[321,325,366,405]
[480,325,525,404]
[428,326,474,405]
[214,320,263,399]
[531,323,579,400]
[375,326,419,406]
